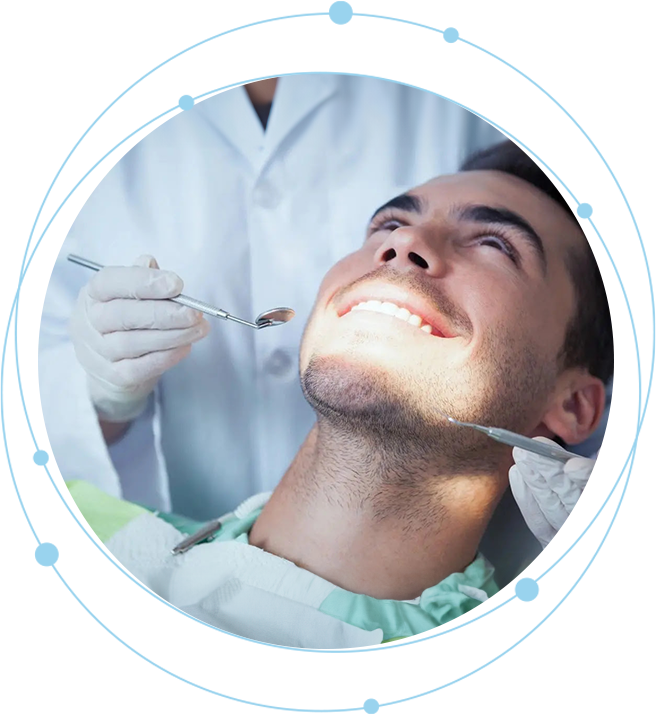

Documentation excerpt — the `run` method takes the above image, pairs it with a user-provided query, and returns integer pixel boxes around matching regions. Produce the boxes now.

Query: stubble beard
[301,329,557,479]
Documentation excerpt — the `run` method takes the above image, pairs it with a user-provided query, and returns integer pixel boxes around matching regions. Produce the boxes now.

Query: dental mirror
[255,307,296,329]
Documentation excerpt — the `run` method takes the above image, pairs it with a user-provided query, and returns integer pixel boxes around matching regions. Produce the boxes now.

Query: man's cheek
[315,265,348,306]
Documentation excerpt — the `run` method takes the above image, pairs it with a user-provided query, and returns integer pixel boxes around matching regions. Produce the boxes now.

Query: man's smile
[342,301,440,336]
[333,281,463,339]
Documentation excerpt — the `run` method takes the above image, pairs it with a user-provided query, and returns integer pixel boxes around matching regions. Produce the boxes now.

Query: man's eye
[477,234,518,263]
[377,219,404,231]
[480,236,507,251]
[369,216,406,235]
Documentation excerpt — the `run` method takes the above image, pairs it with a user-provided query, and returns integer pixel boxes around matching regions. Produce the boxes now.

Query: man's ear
[540,371,607,445]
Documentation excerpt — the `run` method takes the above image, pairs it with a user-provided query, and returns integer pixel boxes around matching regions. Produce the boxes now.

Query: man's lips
[334,283,460,339]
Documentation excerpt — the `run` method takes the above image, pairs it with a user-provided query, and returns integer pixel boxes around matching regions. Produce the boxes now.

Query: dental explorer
[437,409,580,462]
[67,254,295,329]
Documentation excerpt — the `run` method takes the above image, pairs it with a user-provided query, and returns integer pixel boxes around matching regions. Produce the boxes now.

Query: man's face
[300,170,585,463]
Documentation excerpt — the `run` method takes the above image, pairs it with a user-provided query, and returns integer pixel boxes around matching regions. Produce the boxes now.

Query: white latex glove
[70,255,210,422]
[509,436,594,548]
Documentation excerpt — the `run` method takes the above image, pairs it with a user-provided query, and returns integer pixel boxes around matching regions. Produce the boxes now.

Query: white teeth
[380,301,399,315]
[347,300,435,335]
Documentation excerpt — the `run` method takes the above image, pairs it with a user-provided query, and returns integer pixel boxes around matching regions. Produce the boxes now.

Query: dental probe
[170,518,225,555]
[67,254,295,329]
[437,410,580,462]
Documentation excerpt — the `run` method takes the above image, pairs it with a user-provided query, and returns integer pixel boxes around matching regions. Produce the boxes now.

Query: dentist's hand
[509,437,595,548]
[70,255,210,424]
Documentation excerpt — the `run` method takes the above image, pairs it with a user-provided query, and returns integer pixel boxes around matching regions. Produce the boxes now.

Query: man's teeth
[349,300,433,334]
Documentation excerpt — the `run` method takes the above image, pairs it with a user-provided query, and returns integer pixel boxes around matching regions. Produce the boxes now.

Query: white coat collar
[194,73,340,174]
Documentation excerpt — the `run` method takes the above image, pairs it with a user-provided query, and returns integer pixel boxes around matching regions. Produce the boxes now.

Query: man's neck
[249,420,508,601]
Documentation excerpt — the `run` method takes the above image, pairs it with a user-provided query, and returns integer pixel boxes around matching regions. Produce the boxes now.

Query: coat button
[253,181,281,209]
[265,349,293,376]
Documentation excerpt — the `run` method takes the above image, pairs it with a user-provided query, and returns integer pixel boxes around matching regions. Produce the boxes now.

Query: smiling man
[69,140,613,647]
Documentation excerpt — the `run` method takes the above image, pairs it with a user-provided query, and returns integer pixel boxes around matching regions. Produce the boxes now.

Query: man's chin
[301,356,400,417]
[301,354,419,431]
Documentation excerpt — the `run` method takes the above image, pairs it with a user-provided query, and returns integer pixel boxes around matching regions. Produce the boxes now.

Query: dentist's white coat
[39,74,502,519]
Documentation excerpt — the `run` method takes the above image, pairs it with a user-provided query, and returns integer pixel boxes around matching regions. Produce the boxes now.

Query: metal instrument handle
[170,519,223,555]
[489,428,580,462]
[67,254,237,323]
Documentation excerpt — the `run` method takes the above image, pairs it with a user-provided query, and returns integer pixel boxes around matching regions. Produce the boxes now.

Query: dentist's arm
[99,417,131,444]
[509,437,595,548]
[69,255,210,442]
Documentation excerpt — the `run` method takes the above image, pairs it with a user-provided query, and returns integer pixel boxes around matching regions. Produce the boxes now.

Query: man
[70,140,613,648]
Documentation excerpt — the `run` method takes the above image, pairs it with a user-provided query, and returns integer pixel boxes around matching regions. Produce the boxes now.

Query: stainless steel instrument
[67,254,295,330]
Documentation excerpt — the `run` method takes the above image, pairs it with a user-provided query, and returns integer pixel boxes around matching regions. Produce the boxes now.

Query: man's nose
[373,227,446,276]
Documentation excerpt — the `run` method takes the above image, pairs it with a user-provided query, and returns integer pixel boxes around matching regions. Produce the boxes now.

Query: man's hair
[460,140,613,384]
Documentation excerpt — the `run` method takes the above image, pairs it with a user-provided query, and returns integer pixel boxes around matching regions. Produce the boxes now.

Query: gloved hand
[70,255,210,423]
[509,437,595,548]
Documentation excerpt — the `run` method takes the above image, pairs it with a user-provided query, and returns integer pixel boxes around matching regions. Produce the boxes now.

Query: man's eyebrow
[369,193,425,224]
[457,204,547,272]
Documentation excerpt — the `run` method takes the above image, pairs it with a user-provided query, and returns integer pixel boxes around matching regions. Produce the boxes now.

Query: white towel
[107,513,383,649]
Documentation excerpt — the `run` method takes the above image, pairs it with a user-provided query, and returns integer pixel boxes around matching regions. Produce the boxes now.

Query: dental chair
[480,379,612,587]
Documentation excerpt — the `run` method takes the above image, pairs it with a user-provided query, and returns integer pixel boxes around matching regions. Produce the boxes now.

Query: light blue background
[5,0,654,713]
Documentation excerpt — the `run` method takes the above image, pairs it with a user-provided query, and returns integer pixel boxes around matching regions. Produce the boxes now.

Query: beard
[301,326,558,477]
